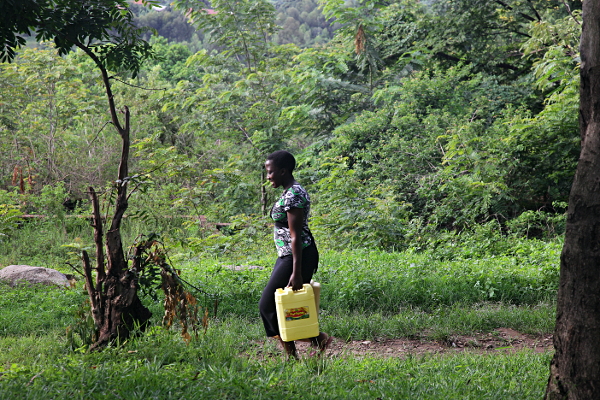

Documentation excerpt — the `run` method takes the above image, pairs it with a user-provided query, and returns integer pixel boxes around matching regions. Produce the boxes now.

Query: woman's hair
[266,150,296,172]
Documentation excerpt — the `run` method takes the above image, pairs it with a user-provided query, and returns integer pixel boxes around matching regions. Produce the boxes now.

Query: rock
[0,265,70,288]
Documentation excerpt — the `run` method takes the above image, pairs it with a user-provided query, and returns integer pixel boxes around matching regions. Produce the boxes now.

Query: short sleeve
[282,186,308,212]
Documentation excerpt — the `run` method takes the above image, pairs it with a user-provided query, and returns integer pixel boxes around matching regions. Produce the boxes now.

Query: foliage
[0,204,22,242]
[522,10,581,95]
[143,36,193,83]
[0,0,45,62]
[319,0,384,86]
[307,4,580,240]
[0,0,584,252]
[506,203,567,239]
[0,46,114,192]
[274,43,370,138]
[315,64,539,238]
[167,0,317,216]
[1,0,156,78]
[310,157,411,251]
[422,0,577,77]
[175,0,278,69]
[186,213,272,259]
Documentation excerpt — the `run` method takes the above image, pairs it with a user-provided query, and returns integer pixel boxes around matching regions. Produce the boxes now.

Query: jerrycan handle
[287,285,307,293]
[278,284,310,294]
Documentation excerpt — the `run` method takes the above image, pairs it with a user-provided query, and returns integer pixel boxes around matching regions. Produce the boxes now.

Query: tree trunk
[261,169,267,215]
[81,107,152,351]
[545,2,600,398]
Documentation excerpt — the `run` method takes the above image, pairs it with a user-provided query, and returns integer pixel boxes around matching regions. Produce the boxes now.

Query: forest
[0,0,581,251]
[0,0,586,398]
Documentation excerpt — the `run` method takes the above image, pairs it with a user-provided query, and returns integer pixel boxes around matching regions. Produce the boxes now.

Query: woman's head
[266,150,296,172]
[265,150,296,188]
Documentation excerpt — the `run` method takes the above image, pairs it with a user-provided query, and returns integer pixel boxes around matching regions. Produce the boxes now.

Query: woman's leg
[259,244,319,338]
[259,255,293,338]
[259,244,320,358]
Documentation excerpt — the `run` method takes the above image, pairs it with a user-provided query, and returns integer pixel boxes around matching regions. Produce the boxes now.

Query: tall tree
[0,0,156,350]
[546,1,600,398]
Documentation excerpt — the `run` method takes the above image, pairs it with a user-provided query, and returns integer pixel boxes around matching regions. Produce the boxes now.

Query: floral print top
[270,183,314,257]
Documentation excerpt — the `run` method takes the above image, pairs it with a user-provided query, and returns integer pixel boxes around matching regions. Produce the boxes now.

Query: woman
[259,150,332,359]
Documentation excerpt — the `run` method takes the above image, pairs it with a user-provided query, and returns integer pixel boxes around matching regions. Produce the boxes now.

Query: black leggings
[259,244,319,337]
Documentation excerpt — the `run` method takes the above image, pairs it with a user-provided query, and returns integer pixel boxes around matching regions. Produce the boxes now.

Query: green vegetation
[0,338,552,399]
[0,0,580,247]
[0,231,557,398]
[0,0,581,397]
[0,192,559,396]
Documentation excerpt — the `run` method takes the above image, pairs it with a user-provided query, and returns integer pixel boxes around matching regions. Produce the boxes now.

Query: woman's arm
[287,207,305,291]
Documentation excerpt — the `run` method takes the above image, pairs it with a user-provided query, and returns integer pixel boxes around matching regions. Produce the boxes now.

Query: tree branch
[563,0,581,25]
[527,0,542,22]
[89,120,112,146]
[110,75,168,91]
[72,41,124,134]
[110,106,130,234]
[493,0,536,22]
[82,250,101,327]
[118,106,130,182]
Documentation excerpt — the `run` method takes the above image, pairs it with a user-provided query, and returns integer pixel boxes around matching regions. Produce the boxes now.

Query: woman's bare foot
[309,332,332,356]
[279,338,298,360]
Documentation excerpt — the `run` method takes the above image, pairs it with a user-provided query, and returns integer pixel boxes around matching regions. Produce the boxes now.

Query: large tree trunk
[81,107,152,351]
[545,2,600,398]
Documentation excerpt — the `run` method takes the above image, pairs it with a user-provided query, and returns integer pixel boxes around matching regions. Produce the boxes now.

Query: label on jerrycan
[285,306,310,321]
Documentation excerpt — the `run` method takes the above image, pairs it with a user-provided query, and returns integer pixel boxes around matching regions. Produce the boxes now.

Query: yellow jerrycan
[310,280,321,313]
[275,283,319,342]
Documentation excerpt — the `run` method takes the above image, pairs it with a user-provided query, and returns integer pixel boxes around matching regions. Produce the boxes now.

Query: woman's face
[265,160,284,188]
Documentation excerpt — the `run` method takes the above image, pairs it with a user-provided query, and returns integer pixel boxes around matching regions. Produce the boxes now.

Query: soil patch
[256,329,553,359]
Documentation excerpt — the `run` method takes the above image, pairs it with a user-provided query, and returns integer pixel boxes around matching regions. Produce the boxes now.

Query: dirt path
[288,328,553,358]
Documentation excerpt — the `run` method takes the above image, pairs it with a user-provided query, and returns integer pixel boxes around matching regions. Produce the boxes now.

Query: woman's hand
[287,272,304,291]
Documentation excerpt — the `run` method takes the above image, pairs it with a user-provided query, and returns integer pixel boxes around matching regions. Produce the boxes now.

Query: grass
[0,218,561,399]
[0,346,552,399]
[0,279,556,399]
[0,283,87,336]
[174,245,560,319]
[0,304,553,400]
[322,302,555,341]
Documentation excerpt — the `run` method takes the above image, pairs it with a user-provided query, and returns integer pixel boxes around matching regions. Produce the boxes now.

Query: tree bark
[545,2,600,398]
